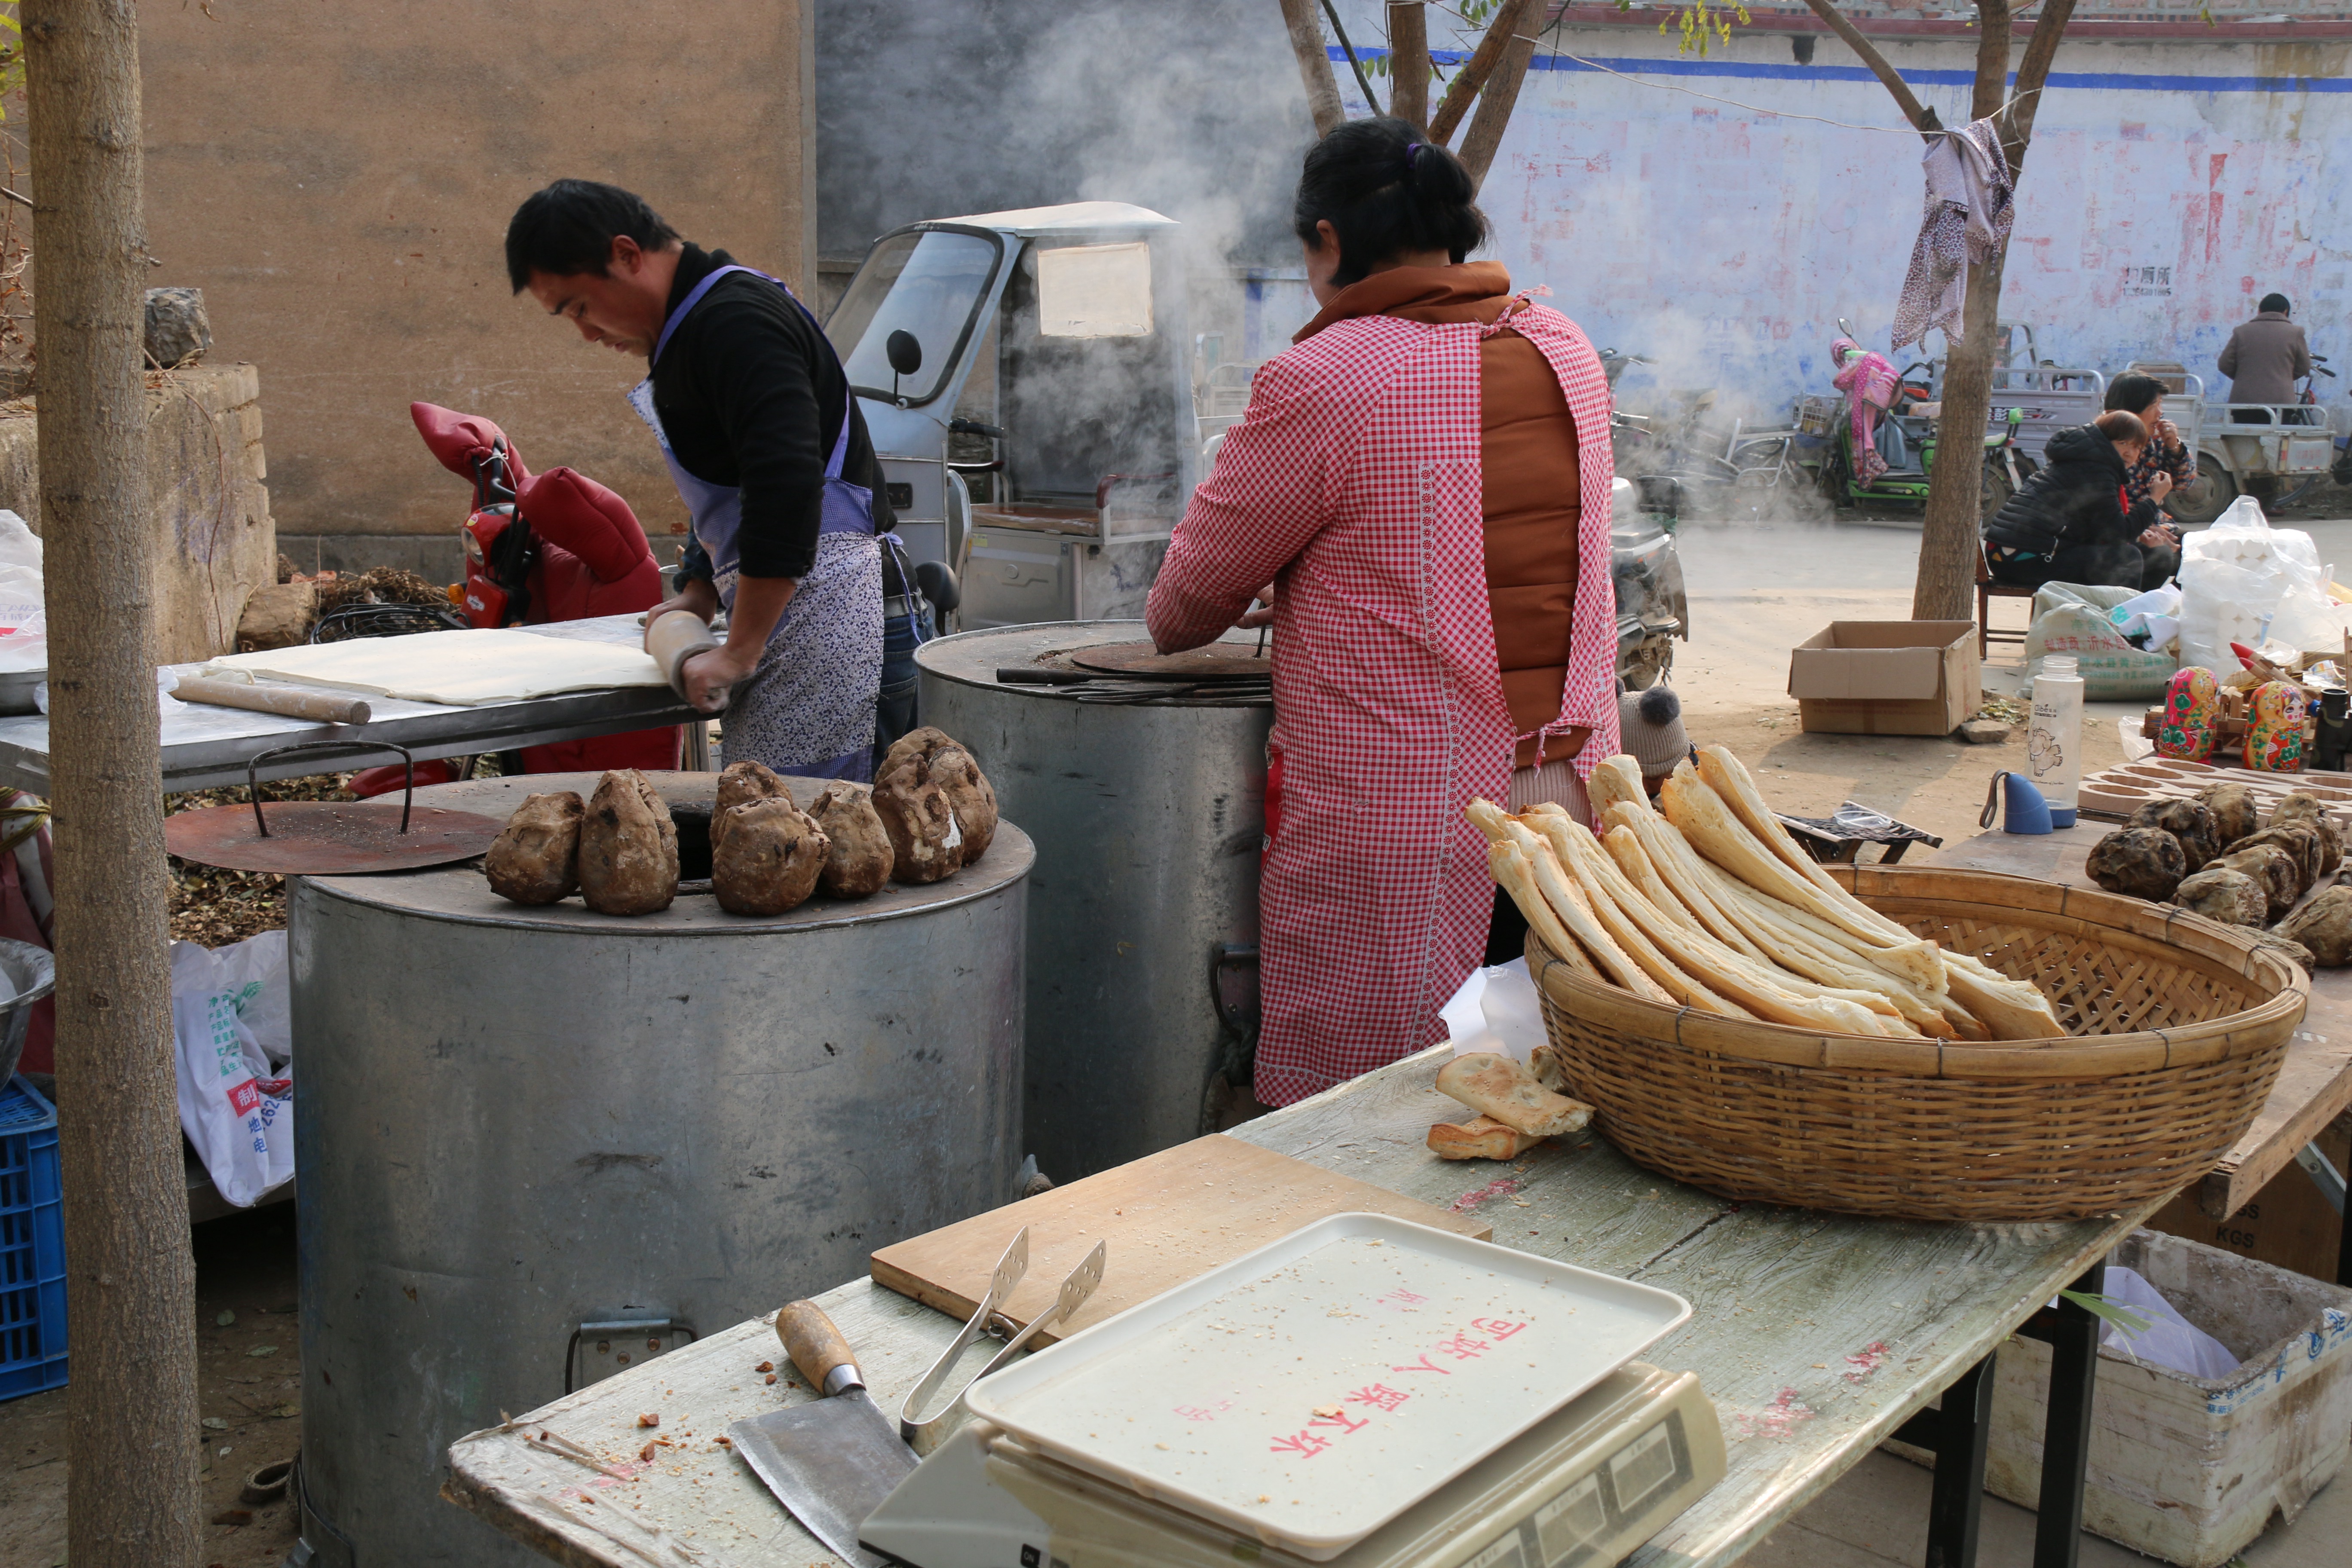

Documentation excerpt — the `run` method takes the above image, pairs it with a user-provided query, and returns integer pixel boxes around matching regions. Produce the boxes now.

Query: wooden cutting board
[2079,756,2352,833]
[871,1134,1491,1346]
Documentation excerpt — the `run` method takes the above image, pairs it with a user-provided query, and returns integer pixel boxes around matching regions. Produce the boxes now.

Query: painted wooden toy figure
[2154,666,2220,761]
[2243,680,2307,772]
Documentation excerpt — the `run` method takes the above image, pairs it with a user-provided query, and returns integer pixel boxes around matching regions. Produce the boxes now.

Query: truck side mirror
[886,330,923,377]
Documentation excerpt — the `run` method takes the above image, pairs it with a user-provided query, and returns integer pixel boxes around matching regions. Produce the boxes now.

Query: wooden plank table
[444,1045,2149,1568]
[1932,826,2352,1242]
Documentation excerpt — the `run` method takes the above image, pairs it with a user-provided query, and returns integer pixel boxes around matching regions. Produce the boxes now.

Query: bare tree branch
[1457,1,1543,190]
[1322,0,1384,116]
[1428,0,1544,147]
[1800,0,1940,138]
[1276,0,1347,137]
[2002,0,2079,172]
[1388,1,1431,130]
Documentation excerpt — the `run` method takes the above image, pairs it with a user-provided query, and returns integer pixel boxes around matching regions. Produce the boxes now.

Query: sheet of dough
[197,627,666,707]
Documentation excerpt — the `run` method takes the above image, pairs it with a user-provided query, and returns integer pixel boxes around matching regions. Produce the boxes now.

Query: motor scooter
[1811,320,2032,519]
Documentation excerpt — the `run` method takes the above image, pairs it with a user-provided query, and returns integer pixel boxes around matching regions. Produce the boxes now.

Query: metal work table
[1933,827,2352,1278]
[445,1043,2145,1568]
[0,613,701,794]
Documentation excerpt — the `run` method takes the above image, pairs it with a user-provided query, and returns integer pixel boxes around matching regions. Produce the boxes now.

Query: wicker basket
[1529,865,2307,1223]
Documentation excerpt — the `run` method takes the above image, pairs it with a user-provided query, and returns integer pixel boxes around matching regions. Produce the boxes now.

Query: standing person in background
[1147,119,1619,1107]
[2104,372,2191,586]
[2218,293,2311,414]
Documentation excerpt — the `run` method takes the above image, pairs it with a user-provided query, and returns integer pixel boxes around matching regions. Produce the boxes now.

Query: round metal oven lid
[165,800,504,874]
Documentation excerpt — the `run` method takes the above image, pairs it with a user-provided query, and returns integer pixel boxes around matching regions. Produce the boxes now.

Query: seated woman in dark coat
[1983,410,2177,592]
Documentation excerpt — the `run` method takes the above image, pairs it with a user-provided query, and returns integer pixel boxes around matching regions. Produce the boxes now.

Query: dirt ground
[0,1205,303,1568]
[3,506,2346,1564]
[1671,510,2352,846]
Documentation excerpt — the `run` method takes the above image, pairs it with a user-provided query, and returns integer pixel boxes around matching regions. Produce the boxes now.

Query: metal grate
[0,1075,64,1401]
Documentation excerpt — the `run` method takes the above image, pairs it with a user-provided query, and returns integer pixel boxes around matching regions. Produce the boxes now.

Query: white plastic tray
[964,1212,1691,1558]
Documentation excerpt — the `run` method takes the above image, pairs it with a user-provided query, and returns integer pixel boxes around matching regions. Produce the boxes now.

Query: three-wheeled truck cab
[823,202,1195,627]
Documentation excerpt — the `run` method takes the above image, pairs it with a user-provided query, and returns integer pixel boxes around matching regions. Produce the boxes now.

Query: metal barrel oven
[917,622,1271,1183]
[288,772,1031,1566]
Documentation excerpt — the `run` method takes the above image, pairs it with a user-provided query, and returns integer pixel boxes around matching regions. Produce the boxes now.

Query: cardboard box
[1788,620,1979,736]
[1887,1229,2352,1568]
[2147,1113,2349,1285]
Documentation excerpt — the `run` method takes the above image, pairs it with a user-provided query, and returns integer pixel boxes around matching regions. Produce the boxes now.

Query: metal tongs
[897,1228,1108,1455]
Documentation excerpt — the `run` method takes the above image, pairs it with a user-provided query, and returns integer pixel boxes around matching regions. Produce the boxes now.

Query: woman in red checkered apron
[1148,120,1620,1107]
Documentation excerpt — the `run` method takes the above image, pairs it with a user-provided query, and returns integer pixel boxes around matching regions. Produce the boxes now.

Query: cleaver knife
[731,1301,916,1568]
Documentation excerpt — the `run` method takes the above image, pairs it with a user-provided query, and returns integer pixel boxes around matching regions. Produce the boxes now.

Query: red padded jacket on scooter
[349,406,678,796]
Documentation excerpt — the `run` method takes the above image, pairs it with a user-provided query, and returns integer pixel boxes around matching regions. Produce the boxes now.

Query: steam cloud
[818,0,1317,273]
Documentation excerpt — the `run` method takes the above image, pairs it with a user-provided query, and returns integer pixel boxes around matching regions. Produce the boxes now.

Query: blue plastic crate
[0,1074,64,1400]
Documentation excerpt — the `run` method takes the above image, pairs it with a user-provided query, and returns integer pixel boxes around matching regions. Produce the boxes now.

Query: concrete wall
[138,1,816,576]
[1320,11,2352,426]
[0,364,276,665]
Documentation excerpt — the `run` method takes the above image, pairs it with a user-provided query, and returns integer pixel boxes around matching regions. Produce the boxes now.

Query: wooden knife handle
[174,676,371,726]
[775,1300,862,1396]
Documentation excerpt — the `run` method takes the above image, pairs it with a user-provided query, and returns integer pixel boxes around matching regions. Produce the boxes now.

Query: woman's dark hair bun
[1294,116,1487,289]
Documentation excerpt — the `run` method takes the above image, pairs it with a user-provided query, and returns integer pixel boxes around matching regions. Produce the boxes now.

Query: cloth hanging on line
[1892,118,2015,352]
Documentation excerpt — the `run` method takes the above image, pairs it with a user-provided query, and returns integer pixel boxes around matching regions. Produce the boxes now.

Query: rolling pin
[646,609,732,714]
[172,676,371,726]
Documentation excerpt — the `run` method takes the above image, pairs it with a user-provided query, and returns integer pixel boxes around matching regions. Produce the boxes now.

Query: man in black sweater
[505,180,895,780]
[1983,411,2177,593]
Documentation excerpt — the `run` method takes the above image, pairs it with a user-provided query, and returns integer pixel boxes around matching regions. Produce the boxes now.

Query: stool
[1976,545,2035,659]
[1775,802,1942,864]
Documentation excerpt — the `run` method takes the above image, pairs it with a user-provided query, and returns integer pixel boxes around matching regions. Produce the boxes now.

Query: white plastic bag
[0,509,44,675]
[1441,957,1544,1064]
[2177,497,2344,673]
[171,930,294,1207]
[2094,1265,2239,1380]
[2107,582,2182,651]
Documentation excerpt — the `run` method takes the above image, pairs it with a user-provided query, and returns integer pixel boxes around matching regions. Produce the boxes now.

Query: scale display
[1464,1404,1704,1568]
[862,1362,1727,1568]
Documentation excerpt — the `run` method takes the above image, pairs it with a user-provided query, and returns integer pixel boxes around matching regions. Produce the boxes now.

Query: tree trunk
[1387,2,1430,129]
[1913,248,2006,620]
[1910,0,2012,621]
[1275,0,1346,137]
[1806,0,2077,623]
[24,4,203,1565]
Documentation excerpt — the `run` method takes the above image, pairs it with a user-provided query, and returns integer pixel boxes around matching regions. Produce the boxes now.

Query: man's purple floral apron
[628,265,882,781]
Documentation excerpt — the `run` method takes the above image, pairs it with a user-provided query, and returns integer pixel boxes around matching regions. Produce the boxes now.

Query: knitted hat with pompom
[1617,683,1690,781]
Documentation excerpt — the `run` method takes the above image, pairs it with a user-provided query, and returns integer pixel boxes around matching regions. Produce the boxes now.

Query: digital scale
[856,1215,1727,1568]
